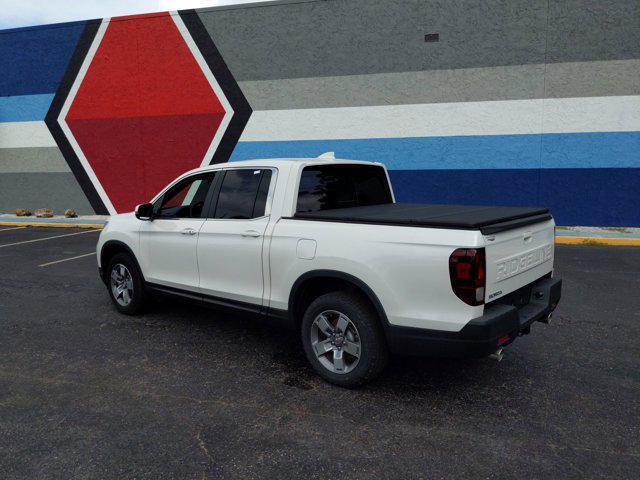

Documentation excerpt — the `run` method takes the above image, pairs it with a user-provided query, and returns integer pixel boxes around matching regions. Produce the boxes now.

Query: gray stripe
[197,0,639,81]
[545,59,640,99]
[239,60,640,110]
[0,147,70,173]
[0,173,94,215]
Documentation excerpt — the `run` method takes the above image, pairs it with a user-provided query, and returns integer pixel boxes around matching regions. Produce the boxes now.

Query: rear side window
[296,165,392,213]
[214,169,273,219]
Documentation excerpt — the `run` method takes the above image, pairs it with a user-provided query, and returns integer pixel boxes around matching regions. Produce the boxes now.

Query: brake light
[449,248,486,306]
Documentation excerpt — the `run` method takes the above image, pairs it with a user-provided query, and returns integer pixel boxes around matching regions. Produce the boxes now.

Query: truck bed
[293,203,552,235]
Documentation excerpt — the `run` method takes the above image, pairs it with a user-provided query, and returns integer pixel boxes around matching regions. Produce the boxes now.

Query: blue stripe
[0,94,54,122]
[0,21,86,96]
[230,132,640,170]
[389,168,640,227]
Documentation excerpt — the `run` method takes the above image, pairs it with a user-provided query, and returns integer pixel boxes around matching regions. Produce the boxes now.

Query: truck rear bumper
[386,276,562,358]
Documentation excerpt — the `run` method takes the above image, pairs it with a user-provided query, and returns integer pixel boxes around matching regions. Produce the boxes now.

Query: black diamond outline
[45,19,108,214]
[45,11,253,215]
[179,9,253,166]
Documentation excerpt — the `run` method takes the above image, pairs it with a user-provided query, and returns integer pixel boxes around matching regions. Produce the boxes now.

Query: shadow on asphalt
[129,297,508,397]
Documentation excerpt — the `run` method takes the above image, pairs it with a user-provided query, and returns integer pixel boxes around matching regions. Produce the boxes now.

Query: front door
[139,172,217,291]
[197,168,274,307]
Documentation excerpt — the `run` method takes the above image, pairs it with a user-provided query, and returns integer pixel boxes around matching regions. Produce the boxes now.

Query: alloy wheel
[310,310,361,374]
[110,264,134,307]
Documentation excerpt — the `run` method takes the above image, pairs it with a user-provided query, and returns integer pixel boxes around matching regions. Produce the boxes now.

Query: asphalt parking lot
[0,226,638,479]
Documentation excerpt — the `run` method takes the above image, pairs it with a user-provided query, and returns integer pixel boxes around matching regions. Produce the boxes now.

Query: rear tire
[106,252,147,315]
[301,292,388,388]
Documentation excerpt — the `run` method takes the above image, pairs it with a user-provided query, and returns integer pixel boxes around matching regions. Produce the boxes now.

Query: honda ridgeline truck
[97,155,562,387]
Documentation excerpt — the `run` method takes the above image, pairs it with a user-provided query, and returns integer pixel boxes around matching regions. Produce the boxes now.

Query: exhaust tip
[489,348,504,362]
[538,311,553,325]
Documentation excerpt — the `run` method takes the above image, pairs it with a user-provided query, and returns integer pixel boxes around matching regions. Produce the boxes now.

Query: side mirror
[135,203,154,220]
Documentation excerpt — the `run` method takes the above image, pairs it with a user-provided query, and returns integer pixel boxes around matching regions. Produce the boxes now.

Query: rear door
[483,219,555,302]
[139,172,217,291]
[197,168,275,307]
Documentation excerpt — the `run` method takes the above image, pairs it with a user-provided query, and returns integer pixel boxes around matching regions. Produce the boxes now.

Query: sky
[0,0,277,29]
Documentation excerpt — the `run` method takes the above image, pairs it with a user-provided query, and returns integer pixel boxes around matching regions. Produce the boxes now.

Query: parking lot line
[39,252,96,268]
[0,229,99,249]
[0,226,27,232]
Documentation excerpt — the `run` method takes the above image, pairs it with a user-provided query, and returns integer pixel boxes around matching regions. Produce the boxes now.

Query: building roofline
[0,0,321,33]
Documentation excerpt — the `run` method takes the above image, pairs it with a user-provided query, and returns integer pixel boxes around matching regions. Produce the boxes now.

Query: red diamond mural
[46,11,252,214]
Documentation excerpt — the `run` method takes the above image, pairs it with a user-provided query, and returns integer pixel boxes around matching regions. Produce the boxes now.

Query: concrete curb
[1,216,639,246]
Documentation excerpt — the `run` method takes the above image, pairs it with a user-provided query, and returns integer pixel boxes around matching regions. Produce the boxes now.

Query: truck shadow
[139,300,530,400]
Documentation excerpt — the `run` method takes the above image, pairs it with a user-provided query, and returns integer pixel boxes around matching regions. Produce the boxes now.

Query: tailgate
[484,219,555,302]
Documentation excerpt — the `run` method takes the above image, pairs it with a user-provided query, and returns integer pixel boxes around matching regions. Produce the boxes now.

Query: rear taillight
[449,248,486,306]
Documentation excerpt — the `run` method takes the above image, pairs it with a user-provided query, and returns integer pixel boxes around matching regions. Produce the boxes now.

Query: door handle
[181,228,197,236]
[241,230,261,238]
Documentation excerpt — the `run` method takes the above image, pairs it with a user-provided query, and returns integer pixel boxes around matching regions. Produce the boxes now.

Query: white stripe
[543,96,640,134]
[239,95,640,141]
[0,122,57,148]
[0,229,99,249]
[39,252,95,267]
[0,226,28,232]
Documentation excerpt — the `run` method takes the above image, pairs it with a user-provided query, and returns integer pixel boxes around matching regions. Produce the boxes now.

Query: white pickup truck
[97,155,562,387]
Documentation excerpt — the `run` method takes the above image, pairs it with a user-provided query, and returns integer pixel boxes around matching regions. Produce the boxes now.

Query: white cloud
[0,1,153,28]
[0,0,278,29]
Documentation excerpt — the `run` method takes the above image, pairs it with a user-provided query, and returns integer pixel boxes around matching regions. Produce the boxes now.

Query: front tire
[301,292,388,388]
[106,252,147,315]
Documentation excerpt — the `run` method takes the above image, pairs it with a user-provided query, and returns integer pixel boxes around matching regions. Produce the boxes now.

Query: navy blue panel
[389,168,640,227]
[389,169,541,206]
[539,168,640,227]
[0,22,86,96]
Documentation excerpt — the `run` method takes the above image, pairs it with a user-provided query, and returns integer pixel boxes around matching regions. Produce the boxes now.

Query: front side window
[157,173,215,219]
[214,169,273,219]
[296,164,392,213]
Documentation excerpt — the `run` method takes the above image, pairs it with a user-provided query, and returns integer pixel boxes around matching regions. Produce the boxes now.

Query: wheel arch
[288,270,390,331]
[100,240,145,284]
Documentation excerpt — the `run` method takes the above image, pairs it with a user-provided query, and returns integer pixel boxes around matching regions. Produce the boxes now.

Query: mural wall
[1,0,639,225]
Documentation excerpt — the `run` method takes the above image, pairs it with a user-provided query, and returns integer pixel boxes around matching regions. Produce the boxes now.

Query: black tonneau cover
[293,203,552,235]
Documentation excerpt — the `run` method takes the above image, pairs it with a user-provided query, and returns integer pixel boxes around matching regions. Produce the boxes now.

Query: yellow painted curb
[556,236,640,246]
[0,221,103,229]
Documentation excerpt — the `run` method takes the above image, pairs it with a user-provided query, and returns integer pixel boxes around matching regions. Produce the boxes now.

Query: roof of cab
[186,157,383,175]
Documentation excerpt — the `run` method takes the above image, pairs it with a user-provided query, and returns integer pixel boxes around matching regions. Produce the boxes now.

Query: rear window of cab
[296,164,392,213]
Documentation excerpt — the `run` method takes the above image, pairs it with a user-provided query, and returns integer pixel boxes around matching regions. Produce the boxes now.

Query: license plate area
[489,283,534,310]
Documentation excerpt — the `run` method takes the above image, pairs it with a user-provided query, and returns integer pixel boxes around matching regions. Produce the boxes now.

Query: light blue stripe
[0,94,55,122]
[230,132,640,169]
